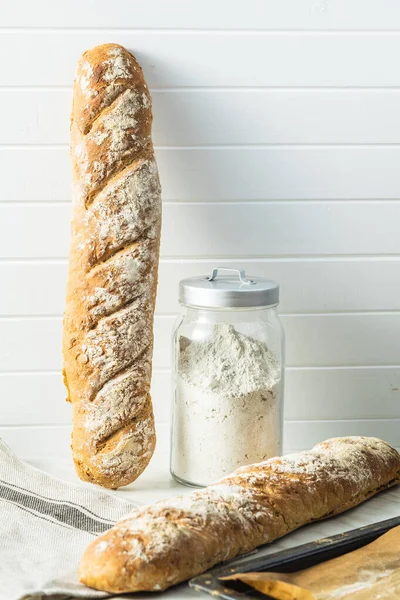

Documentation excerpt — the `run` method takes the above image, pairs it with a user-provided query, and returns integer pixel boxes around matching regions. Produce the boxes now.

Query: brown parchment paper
[222,525,400,600]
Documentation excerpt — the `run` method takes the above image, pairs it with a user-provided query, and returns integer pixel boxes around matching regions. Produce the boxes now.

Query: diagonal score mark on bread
[63,43,161,488]
[76,88,153,209]
[88,342,153,406]
[82,87,127,136]
[88,352,152,440]
[82,158,161,269]
[86,286,150,331]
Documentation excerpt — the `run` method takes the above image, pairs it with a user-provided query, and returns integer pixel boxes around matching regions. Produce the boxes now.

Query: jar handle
[207,267,255,285]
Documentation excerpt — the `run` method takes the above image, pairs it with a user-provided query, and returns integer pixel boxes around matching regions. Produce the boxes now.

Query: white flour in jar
[172,323,281,486]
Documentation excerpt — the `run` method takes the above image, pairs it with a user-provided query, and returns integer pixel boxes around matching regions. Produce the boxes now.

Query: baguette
[62,43,161,488]
[79,436,400,592]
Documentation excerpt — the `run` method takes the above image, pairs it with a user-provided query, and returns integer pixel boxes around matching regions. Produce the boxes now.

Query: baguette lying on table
[79,436,400,593]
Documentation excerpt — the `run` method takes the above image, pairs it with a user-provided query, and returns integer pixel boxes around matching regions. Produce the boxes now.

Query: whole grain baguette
[79,436,400,592]
[62,43,161,488]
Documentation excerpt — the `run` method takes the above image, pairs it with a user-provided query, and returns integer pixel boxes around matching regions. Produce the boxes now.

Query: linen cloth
[0,438,137,600]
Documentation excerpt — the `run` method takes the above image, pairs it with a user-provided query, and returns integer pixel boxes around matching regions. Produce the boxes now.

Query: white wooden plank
[284,314,400,367]
[0,318,63,372]
[0,204,71,258]
[0,316,170,371]
[5,147,400,202]
[152,317,173,371]
[155,149,400,202]
[0,372,70,424]
[3,0,400,30]
[104,88,400,146]
[4,32,400,87]
[0,149,70,202]
[6,90,400,146]
[123,199,400,258]
[2,259,400,316]
[0,314,399,372]
[283,419,400,450]
[156,260,400,314]
[1,367,399,425]
[2,420,398,460]
[0,262,68,315]
[285,367,400,420]
[0,370,171,425]
[0,202,399,259]
[0,90,72,145]
[149,370,171,423]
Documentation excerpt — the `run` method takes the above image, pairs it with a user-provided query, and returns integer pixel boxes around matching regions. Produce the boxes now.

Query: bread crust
[79,437,400,592]
[63,43,161,488]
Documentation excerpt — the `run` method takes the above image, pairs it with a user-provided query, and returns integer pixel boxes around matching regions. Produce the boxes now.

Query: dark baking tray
[190,515,400,599]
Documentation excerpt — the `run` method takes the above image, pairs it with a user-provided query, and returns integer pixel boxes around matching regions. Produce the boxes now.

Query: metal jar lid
[179,267,279,309]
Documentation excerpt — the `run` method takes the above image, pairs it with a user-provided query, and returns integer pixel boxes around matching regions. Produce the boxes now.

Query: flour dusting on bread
[63,43,161,488]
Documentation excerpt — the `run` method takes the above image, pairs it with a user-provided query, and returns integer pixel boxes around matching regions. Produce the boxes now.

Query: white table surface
[28,444,400,600]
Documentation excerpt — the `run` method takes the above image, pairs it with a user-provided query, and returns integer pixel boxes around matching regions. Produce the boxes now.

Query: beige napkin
[223,525,400,600]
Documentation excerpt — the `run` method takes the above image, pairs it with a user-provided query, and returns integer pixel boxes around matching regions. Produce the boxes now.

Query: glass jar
[170,268,285,487]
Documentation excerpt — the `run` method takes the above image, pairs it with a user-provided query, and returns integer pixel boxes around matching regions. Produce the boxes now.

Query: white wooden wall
[1,0,400,458]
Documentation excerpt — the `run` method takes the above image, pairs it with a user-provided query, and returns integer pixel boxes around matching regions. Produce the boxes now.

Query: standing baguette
[80,437,400,592]
[63,43,161,488]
